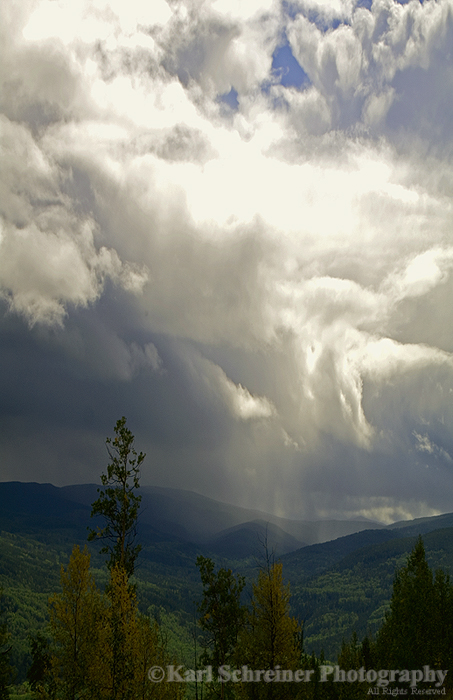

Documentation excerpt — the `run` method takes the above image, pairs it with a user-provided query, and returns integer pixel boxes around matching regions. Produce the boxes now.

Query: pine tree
[88,416,145,578]
[431,568,453,672]
[196,556,246,700]
[335,632,374,699]
[375,535,453,688]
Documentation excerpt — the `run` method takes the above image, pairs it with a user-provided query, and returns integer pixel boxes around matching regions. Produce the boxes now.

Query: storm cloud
[1,0,453,523]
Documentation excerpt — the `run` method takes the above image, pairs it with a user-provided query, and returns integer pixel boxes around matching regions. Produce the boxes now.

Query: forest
[2,419,453,699]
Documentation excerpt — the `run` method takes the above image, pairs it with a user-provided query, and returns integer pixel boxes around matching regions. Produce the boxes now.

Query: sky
[1,0,453,524]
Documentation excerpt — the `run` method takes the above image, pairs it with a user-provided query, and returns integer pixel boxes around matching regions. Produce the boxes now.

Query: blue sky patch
[217,88,240,111]
[272,42,309,89]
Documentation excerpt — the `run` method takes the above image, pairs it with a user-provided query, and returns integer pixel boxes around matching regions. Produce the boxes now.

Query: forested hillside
[2,476,453,697]
[287,526,453,659]
[3,518,453,690]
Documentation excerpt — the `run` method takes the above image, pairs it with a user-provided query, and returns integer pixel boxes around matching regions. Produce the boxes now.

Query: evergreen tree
[335,632,375,699]
[88,416,145,578]
[431,568,453,672]
[196,556,246,699]
[375,536,453,689]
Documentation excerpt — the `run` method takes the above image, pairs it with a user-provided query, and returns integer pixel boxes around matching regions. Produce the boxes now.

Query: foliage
[106,564,137,700]
[26,631,53,698]
[375,536,453,683]
[0,528,202,686]
[235,556,303,700]
[333,632,374,699]
[335,537,453,698]
[7,498,453,697]
[49,545,106,699]
[0,587,13,699]
[88,417,145,578]
[45,545,184,700]
[103,564,184,700]
[196,556,246,699]
[289,534,427,658]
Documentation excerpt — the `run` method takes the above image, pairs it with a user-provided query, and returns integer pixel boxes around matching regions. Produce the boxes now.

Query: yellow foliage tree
[236,559,303,700]
[49,545,107,700]
[104,564,184,700]
[48,547,183,700]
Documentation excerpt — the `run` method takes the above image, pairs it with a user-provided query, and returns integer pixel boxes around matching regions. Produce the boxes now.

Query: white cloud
[0,217,148,327]
[212,0,276,21]
[22,0,172,44]
[221,375,276,420]
[0,115,148,326]
[390,248,453,300]
[288,0,453,142]
[413,432,453,463]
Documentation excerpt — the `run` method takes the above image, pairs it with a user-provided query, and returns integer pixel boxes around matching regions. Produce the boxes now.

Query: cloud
[217,368,276,420]
[1,0,453,523]
[287,0,453,145]
[389,248,453,300]
[413,431,453,464]
[0,116,148,326]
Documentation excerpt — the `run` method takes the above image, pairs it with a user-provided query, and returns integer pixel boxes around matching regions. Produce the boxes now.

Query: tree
[375,535,453,688]
[46,548,182,700]
[49,545,107,700]
[88,416,145,578]
[101,564,184,700]
[105,564,137,700]
[431,567,453,672]
[27,631,54,699]
[235,556,302,700]
[196,556,246,700]
[0,588,12,700]
[335,632,375,700]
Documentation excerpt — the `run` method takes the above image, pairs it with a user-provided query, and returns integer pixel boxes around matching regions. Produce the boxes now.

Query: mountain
[280,527,400,581]
[60,484,384,556]
[4,480,453,562]
[0,481,91,536]
[206,519,307,558]
[385,511,453,535]
[2,482,453,564]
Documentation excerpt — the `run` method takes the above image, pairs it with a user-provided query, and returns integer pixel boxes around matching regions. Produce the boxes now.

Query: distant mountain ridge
[1,481,384,554]
[2,481,453,561]
[386,511,453,535]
